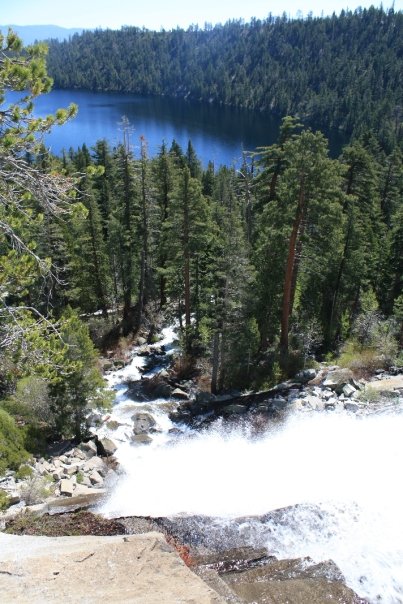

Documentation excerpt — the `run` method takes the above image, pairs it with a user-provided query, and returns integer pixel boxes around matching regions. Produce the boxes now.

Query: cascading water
[97,327,403,604]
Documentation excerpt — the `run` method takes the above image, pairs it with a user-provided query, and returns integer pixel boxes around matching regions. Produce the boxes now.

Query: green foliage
[20,475,54,505]
[0,489,11,510]
[4,376,51,423]
[76,471,84,484]
[47,307,113,439]
[0,409,29,475]
[15,464,34,480]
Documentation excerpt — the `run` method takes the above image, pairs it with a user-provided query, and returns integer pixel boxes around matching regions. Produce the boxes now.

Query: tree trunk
[211,330,221,394]
[280,176,305,357]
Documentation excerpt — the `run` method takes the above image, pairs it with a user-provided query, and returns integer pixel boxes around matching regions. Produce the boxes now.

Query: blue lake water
[30,89,281,166]
[11,89,346,165]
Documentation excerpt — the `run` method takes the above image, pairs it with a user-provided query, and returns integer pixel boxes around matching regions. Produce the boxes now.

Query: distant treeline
[46,7,402,149]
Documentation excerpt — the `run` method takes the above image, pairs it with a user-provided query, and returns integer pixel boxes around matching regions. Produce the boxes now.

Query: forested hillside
[0,27,402,468]
[47,7,402,148]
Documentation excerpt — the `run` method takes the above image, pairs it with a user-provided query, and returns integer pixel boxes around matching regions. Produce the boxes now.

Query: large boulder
[82,456,108,477]
[322,368,354,394]
[142,374,172,398]
[98,437,118,457]
[131,412,157,435]
[295,369,317,384]
[59,479,75,497]
[79,439,98,458]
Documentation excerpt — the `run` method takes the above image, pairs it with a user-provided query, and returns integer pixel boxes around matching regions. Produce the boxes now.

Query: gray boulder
[322,368,354,393]
[89,470,104,486]
[132,412,157,435]
[171,387,190,400]
[60,479,75,497]
[82,456,107,476]
[271,397,288,411]
[342,383,357,398]
[344,402,360,413]
[79,440,98,458]
[295,368,317,384]
[98,437,118,456]
[132,433,153,445]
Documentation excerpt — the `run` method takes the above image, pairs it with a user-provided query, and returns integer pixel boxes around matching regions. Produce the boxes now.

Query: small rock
[342,383,357,398]
[106,420,122,431]
[304,395,324,411]
[60,479,75,497]
[52,468,64,481]
[113,359,125,369]
[65,465,79,476]
[82,456,107,476]
[86,411,104,428]
[324,397,338,410]
[132,434,152,445]
[89,471,104,486]
[344,402,359,413]
[290,399,305,411]
[171,388,190,400]
[80,476,93,487]
[72,484,98,497]
[168,427,183,435]
[72,448,87,460]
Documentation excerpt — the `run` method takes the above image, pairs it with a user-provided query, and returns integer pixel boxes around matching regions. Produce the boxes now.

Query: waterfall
[97,328,403,603]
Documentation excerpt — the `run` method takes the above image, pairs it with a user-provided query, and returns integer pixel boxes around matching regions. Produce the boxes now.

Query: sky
[0,0,401,30]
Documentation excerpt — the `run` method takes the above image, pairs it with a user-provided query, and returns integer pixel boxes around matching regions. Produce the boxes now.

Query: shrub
[0,409,29,475]
[0,489,11,510]
[20,475,54,505]
[15,464,34,480]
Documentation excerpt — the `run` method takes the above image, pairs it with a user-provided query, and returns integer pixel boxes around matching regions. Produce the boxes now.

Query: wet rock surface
[116,512,367,603]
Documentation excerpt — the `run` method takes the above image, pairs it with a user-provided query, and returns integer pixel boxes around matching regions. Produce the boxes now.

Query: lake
[30,89,347,166]
[30,89,279,166]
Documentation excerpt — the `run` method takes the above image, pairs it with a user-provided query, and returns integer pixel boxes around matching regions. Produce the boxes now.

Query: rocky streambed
[1,324,402,603]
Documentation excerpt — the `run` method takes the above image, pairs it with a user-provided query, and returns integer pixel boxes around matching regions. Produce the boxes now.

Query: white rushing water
[97,328,403,603]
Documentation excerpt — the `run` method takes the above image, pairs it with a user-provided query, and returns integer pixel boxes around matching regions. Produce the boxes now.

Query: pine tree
[163,166,211,351]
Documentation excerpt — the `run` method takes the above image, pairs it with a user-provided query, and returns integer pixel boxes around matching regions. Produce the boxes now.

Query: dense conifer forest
[47,7,403,148]
[0,12,402,469]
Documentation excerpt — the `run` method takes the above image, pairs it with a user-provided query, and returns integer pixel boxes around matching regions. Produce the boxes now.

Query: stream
[95,325,403,604]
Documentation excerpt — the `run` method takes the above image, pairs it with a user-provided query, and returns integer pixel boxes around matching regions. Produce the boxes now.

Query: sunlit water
[97,328,403,603]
